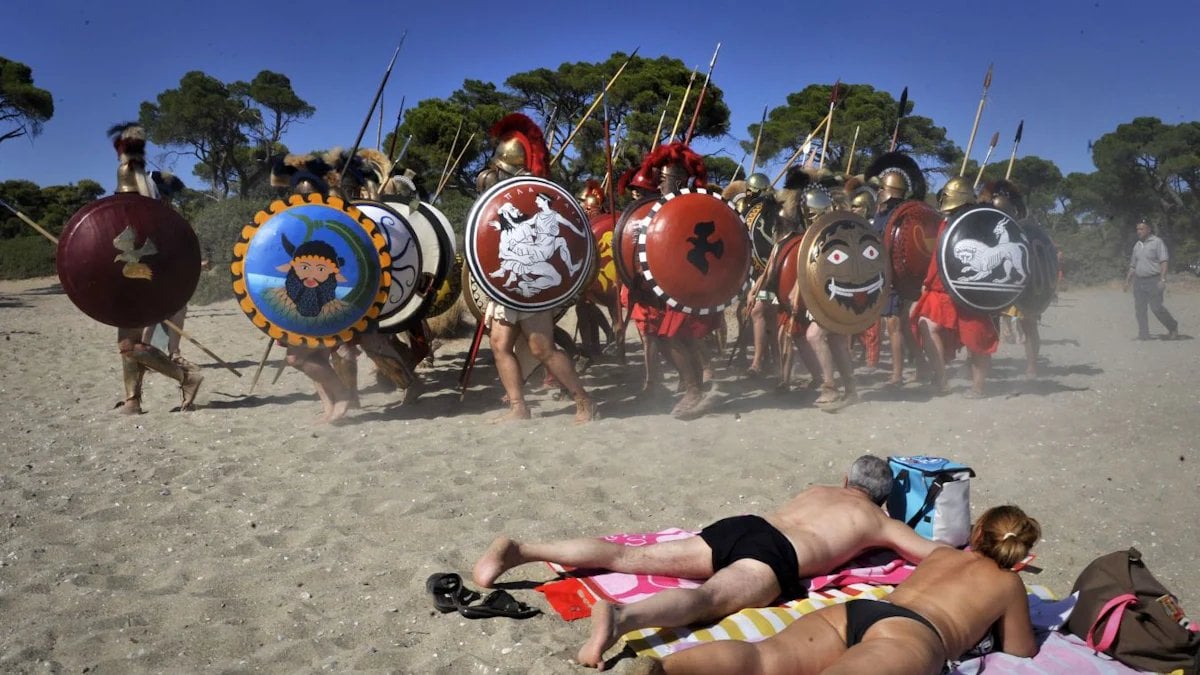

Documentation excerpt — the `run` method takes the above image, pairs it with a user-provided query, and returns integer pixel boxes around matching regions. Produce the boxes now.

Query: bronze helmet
[979,179,1027,220]
[493,136,527,175]
[849,186,877,218]
[659,162,689,194]
[878,169,910,201]
[803,185,833,224]
[746,172,770,195]
[937,176,977,214]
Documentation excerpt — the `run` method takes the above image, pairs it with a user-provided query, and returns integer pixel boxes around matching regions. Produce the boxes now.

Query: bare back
[764,486,943,576]
[888,547,1036,659]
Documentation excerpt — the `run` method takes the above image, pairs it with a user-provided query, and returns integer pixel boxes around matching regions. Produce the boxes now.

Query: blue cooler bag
[887,456,975,547]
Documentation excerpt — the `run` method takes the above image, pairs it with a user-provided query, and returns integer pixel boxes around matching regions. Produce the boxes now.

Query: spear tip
[989,131,1000,146]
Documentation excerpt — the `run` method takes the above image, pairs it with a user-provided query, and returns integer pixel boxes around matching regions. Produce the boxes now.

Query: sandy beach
[1,276,1197,673]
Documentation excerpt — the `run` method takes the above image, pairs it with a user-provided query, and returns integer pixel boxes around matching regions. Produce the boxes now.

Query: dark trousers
[1133,276,1177,337]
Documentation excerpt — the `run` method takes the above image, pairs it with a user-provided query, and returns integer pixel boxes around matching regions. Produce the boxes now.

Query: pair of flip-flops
[425,573,540,620]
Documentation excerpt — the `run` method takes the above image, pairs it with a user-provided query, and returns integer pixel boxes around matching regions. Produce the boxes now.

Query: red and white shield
[465,176,596,312]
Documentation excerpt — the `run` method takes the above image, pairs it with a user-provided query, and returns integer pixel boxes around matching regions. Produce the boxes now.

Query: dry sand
[1,276,1197,673]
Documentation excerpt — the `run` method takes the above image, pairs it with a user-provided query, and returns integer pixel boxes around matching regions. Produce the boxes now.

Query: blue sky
[3,0,1199,193]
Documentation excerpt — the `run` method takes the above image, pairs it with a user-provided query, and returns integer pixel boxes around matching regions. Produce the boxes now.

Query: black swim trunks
[843,599,942,648]
[698,515,803,599]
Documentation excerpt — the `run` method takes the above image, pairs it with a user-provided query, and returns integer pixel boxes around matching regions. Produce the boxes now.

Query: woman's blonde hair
[971,505,1041,569]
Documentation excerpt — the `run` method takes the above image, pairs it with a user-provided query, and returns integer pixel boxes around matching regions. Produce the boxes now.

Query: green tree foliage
[0,179,104,239]
[746,84,955,179]
[0,56,53,145]
[141,71,312,198]
[978,155,1063,222]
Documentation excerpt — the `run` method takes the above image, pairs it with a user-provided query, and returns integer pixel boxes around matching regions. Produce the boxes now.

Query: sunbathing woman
[640,504,1041,675]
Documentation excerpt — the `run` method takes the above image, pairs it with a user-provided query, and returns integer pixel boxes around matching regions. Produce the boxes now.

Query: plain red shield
[885,200,941,301]
[638,189,751,315]
[464,176,595,312]
[57,193,201,328]
[766,233,807,317]
[612,197,657,290]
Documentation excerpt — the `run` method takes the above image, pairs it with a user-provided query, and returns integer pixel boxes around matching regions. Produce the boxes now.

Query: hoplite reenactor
[624,142,732,419]
[769,167,824,390]
[738,172,786,377]
[105,123,204,413]
[911,176,995,397]
[979,179,1055,378]
[864,151,931,386]
[574,179,618,361]
[844,174,882,370]
[470,113,597,423]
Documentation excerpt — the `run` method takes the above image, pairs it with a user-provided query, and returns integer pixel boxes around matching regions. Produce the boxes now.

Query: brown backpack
[1064,548,1199,674]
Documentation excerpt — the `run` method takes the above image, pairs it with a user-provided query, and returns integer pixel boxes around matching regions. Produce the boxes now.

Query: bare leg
[523,311,596,422]
[917,317,948,394]
[473,534,715,588]
[969,351,990,396]
[748,301,775,373]
[1020,315,1040,377]
[828,333,857,399]
[885,316,904,385]
[489,320,531,421]
[286,346,349,423]
[665,338,704,418]
[807,323,840,404]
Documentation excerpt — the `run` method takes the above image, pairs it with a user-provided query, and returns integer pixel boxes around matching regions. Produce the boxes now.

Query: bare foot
[671,389,704,419]
[114,398,142,415]
[577,601,622,669]
[315,398,350,425]
[178,372,204,412]
[489,403,531,424]
[815,386,842,406]
[401,381,422,406]
[674,391,715,421]
[574,395,598,424]
[472,536,525,588]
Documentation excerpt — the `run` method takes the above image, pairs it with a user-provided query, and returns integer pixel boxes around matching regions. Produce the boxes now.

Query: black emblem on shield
[686,221,724,274]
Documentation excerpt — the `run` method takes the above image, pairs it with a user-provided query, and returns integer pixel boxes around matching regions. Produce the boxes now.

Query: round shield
[231,194,391,347]
[57,193,201,328]
[462,261,489,321]
[638,189,751,315]
[937,206,1030,312]
[376,200,454,331]
[465,176,595,312]
[426,254,464,318]
[797,211,889,334]
[743,195,779,273]
[765,233,806,317]
[1015,222,1059,316]
[352,200,422,322]
[612,197,657,289]
[884,200,941,301]
[586,213,619,303]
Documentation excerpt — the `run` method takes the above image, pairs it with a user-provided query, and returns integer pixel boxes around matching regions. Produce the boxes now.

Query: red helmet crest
[489,113,549,178]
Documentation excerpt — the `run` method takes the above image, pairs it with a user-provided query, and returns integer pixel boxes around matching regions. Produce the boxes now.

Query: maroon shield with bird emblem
[637,188,751,315]
[465,176,595,312]
[57,193,201,328]
[885,200,941,301]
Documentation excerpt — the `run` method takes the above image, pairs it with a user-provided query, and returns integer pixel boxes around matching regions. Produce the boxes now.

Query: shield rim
[376,200,454,331]
[796,210,889,334]
[425,253,464,318]
[936,205,1029,312]
[464,176,595,312]
[884,199,940,301]
[351,199,423,322]
[1014,222,1059,316]
[636,188,751,316]
[57,193,201,329]
[743,194,776,272]
[230,193,392,348]
[612,196,657,289]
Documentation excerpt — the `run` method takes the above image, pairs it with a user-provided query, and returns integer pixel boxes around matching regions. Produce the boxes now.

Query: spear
[376,91,384,152]
[1005,120,1024,180]
[602,90,617,219]
[729,154,746,183]
[549,47,640,167]
[436,118,463,194]
[683,43,721,145]
[818,80,841,171]
[748,105,768,176]
[394,134,413,163]
[771,112,830,186]
[974,131,1000,188]
[339,36,405,183]
[959,63,993,177]
[433,132,475,202]
[386,95,406,160]
[888,86,908,152]
[669,66,698,141]
[0,197,59,244]
[543,104,560,158]
[650,93,672,151]
[602,119,626,192]
[844,125,861,176]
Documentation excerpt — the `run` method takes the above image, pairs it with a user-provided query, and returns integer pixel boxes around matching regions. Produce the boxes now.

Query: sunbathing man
[472,455,945,669]
[644,504,1040,675]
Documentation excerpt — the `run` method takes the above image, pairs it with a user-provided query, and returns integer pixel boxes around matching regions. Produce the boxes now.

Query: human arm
[879,518,950,564]
[996,575,1038,658]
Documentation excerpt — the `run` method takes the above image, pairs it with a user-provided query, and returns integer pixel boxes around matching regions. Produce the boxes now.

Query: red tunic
[911,220,998,356]
[622,286,717,339]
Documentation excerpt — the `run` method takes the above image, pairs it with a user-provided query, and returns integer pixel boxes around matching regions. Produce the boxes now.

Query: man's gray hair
[847,455,893,505]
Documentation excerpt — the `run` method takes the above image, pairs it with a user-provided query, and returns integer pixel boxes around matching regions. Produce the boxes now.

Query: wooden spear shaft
[0,198,59,244]
[549,48,640,167]
[340,39,404,183]
[669,66,698,141]
[1005,120,1024,180]
[959,64,993,177]
[436,118,463,194]
[770,111,831,186]
[748,105,768,176]
[974,131,1000,189]
[818,81,840,171]
[433,132,475,202]
[845,125,861,176]
[650,93,672,152]
[164,319,242,377]
[248,337,273,393]
[683,42,721,145]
